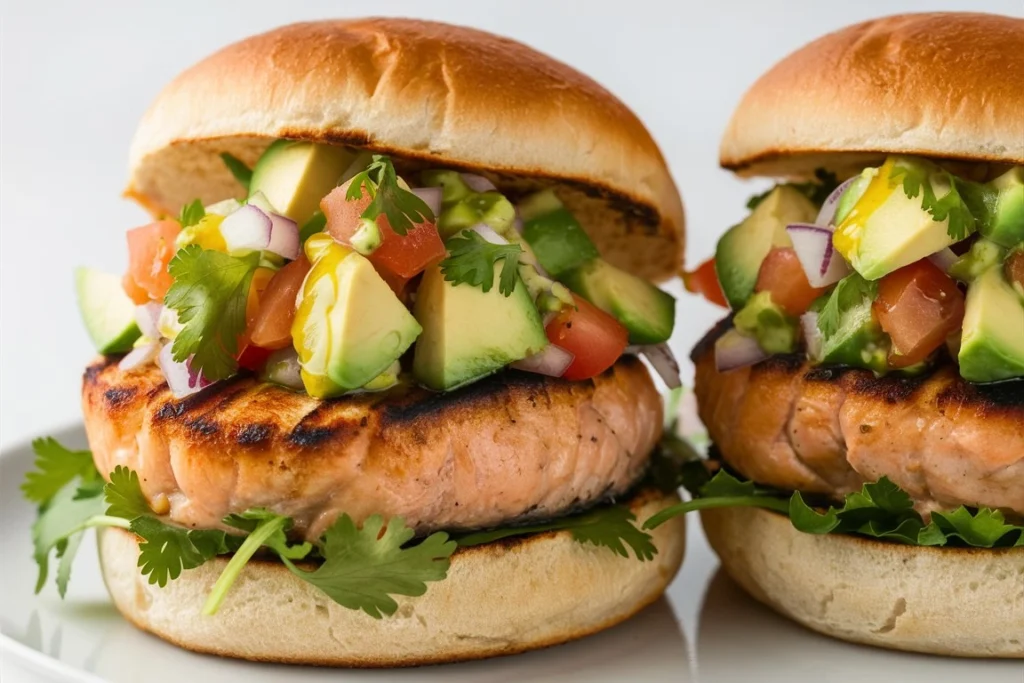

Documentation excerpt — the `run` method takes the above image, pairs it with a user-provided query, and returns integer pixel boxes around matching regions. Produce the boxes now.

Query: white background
[2,2,1021,681]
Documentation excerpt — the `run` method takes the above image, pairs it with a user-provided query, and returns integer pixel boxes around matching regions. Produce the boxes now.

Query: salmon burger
[26,18,688,667]
[647,12,1024,657]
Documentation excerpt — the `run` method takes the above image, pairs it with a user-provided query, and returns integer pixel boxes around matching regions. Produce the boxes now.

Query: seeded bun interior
[126,18,684,282]
[720,12,1024,178]
[701,507,1024,658]
[97,488,685,667]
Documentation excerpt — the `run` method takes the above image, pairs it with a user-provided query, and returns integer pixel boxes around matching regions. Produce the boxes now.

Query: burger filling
[654,156,1024,549]
[31,142,682,618]
[77,141,680,398]
[687,156,1023,383]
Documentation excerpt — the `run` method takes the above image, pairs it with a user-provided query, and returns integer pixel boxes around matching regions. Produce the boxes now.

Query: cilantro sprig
[456,504,657,561]
[890,163,977,241]
[643,440,1024,548]
[346,155,435,236]
[440,230,523,296]
[279,515,456,619]
[164,245,260,381]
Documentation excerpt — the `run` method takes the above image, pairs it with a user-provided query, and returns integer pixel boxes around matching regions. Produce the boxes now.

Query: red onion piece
[158,344,213,398]
[928,247,958,274]
[266,213,300,260]
[134,303,163,339]
[638,343,682,389]
[512,344,574,377]
[801,312,824,360]
[119,341,160,372]
[786,223,850,288]
[220,204,272,253]
[411,187,443,218]
[815,176,858,227]
[261,348,303,389]
[460,173,497,193]
[715,329,768,372]
[471,224,508,245]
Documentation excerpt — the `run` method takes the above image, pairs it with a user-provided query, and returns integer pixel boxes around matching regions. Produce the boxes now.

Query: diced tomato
[683,257,729,308]
[249,256,311,350]
[125,220,181,302]
[545,295,629,381]
[1006,250,1024,292]
[874,259,965,368]
[237,344,273,371]
[322,179,446,281]
[122,272,151,305]
[754,248,827,316]
[234,267,278,370]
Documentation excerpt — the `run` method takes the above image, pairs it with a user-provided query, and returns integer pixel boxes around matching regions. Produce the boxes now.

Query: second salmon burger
[37,19,687,667]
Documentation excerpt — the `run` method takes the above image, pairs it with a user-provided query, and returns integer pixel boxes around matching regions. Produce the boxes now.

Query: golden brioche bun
[701,507,1024,657]
[98,488,685,667]
[720,12,1024,178]
[126,18,684,281]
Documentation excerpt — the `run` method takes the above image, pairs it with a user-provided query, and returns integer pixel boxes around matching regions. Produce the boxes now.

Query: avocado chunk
[560,258,675,344]
[292,235,421,398]
[421,170,516,238]
[950,239,1007,283]
[958,265,1024,382]
[249,140,355,225]
[75,267,142,354]
[519,190,600,277]
[412,264,547,391]
[733,292,797,354]
[716,186,817,310]
[980,167,1024,248]
[833,157,964,281]
[818,298,889,372]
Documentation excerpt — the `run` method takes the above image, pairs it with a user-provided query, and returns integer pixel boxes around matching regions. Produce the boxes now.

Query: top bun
[127,18,684,282]
[720,12,1024,178]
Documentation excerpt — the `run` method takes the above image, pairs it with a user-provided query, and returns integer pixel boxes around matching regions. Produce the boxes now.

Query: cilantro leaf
[440,230,523,296]
[220,153,252,192]
[345,155,434,236]
[280,514,455,619]
[164,245,260,381]
[456,503,657,561]
[644,469,791,530]
[817,273,877,338]
[927,507,1024,548]
[104,465,152,519]
[890,163,976,241]
[178,199,206,229]
[22,437,96,505]
[31,480,109,596]
[132,516,233,587]
[747,168,839,210]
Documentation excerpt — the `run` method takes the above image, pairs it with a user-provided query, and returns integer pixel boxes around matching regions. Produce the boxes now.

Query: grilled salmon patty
[693,337,1024,518]
[82,355,661,541]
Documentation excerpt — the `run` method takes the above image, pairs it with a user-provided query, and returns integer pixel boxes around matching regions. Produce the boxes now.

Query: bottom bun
[701,506,1024,658]
[98,488,685,667]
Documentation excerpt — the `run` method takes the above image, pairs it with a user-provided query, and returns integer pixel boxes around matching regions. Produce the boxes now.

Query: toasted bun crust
[126,18,684,281]
[82,356,662,541]
[97,488,685,667]
[721,12,1024,177]
[701,507,1024,657]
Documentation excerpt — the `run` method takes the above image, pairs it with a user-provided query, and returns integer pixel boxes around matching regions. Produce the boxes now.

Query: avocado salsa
[700,156,1024,383]
[76,140,679,398]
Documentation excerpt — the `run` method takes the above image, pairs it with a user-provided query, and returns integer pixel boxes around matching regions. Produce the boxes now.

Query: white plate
[2,426,1021,682]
